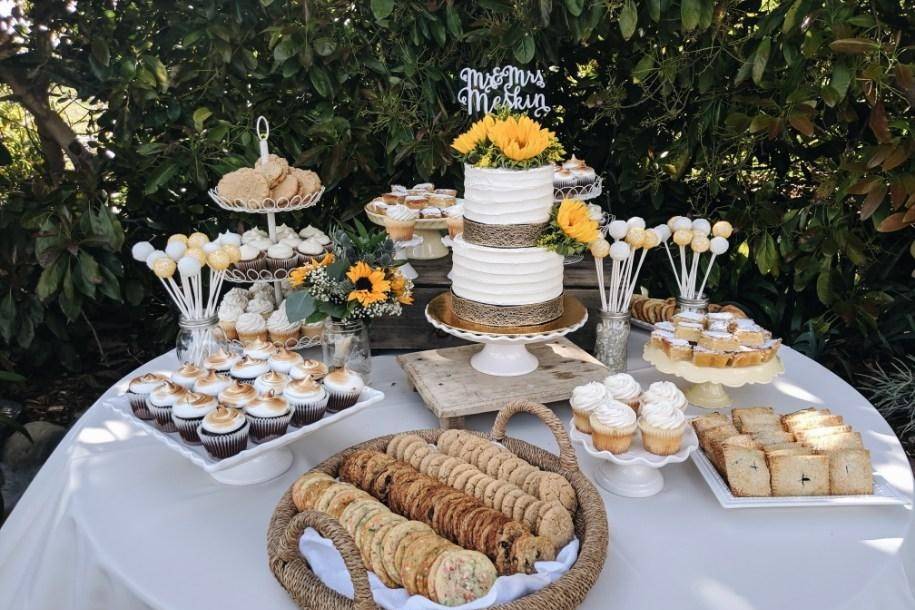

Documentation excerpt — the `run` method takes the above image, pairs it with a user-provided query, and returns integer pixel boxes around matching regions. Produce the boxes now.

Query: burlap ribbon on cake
[451,291,564,327]
[463,217,548,249]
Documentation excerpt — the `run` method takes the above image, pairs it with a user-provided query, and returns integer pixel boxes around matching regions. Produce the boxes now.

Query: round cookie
[407,443,433,469]
[512,493,536,523]
[510,533,555,574]
[473,474,494,500]
[370,519,403,587]
[476,445,503,474]
[416,541,456,597]
[217,168,269,205]
[430,549,497,606]
[497,456,526,481]
[398,437,427,461]
[270,172,299,203]
[291,471,332,511]
[436,429,461,453]
[292,167,321,197]
[492,482,518,513]
[313,482,353,513]
[508,463,537,487]
[484,449,511,477]
[401,533,446,595]
[537,472,578,512]
[521,499,545,530]
[535,500,575,548]
[382,520,431,583]
[446,463,474,488]
[452,467,479,493]
[255,153,289,187]
[482,478,505,508]
[299,478,335,511]
[420,452,449,479]
[326,487,370,519]
[522,469,543,495]
[500,488,525,518]
[437,456,463,482]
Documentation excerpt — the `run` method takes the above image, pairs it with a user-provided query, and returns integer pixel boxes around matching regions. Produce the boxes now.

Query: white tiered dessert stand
[208,117,325,351]
[425,293,588,377]
[570,419,698,497]
[642,344,784,408]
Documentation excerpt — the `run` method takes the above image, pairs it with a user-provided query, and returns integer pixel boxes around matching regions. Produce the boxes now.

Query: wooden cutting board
[397,337,608,428]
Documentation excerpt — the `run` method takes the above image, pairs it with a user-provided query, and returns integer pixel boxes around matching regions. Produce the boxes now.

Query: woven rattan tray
[266,401,609,609]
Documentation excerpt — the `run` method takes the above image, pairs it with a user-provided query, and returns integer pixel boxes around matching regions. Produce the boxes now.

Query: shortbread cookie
[313,482,352,513]
[827,449,873,495]
[722,446,771,496]
[218,167,269,205]
[255,153,289,187]
[325,487,370,519]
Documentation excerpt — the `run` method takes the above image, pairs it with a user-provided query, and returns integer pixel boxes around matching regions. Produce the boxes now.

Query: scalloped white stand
[570,420,698,497]
[365,203,451,260]
[642,345,784,409]
[210,446,294,485]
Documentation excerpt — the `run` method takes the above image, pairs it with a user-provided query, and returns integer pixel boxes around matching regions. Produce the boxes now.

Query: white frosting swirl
[239,244,261,261]
[172,392,218,419]
[323,368,364,395]
[386,204,418,221]
[194,371,233,396]
[570,382,607,414]
[443,203,464,218]
[217,303,244,323]
[290,360,328,380]
[283,378,326,402]
[603,373,642,403]
[297,238,324,256]
[640,402,686,430]
[201,406,247,434]
[591,400,637,429]
[230,357,270,379]
[235,312,267,334]
[245,298,274,317]
[254,371,289,396]
[148,381,187,407]
[267,308,301,334]
[128,373,166,394]
[246,395,291,418]
[641,381,688,412]
[269,348,304,374]
[244,338,276,360]
[267,243,294,259]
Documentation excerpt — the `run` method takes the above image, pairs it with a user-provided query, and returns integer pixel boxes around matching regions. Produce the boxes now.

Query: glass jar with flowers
[284,222,413,383]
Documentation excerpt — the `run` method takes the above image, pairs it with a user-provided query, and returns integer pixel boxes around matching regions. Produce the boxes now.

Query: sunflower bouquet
[285,222,413,324]
[451,107,565,169]
[537,198,601,256]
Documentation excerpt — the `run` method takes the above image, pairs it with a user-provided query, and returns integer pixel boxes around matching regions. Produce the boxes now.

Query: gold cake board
[397,337,608,429]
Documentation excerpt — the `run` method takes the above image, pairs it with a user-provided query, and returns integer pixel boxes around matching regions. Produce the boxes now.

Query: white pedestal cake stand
[425,293,588,377]
[364,204,450,260]
[570,419,698,497]
[643,344,784,409]
[392,235,423,280]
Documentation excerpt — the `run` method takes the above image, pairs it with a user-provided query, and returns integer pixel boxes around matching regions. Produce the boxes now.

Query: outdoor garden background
[0,0,912,518]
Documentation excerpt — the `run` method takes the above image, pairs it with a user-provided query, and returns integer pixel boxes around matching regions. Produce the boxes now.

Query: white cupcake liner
[246,411,293,443]
[198,421,250,459]
[129,393,154,420]
[326,389,361,413]
[289,393,330,427]
[172,415,205,444]
[146,402,177,433]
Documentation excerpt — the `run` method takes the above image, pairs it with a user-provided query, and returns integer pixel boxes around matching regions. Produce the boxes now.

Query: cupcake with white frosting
[221,288,250,308]
[267,308,301,346]
[323,368,365,412]
[638,402,687,456]
[172,392,218,444]
[296,238,324,263]
[384,205,418,241]
[298,225,320,239]
[269,348,305,374]
[444,203,464,238]
[199,406,249,458]
[254,370,289,396]
[603,373,643,412]
[193,371,233,397]
[245,296,274,319]
[289,359,328,382]
[218,381,258,411]
[171,363,203,390]
[146,381,187,432]
[203,348,240,373]
[235,312,268,344]
[216,303,243,341]
[245,393,293,443]
[283,376,329,426]
[229,357,270,385]
[570,381,607,434]
[243,337,276,361]
[589,400,638,454]
[266,243,298,273]
[235,244,265,275]
[640,381,688,412]
[126,373,166,419]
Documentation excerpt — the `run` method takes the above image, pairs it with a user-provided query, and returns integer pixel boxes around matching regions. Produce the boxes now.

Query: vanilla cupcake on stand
[199,406,249,458]
[640,381,688,412]
[296,238,324,265]
[203,348,240,373]
[638,402,687,456]
[217,302,243,341]
[290,359,329,382]
[244,337,277,360]
[172,392,218,444]
[265,243,298,274]
[235,312,268,344]
[194,370,233,397]
[444,203,464,238]
[245,393,293,443]
[283,376,329,426]
[218,381,258,411]
[589,400,638,454]
[603,373,642,412]
[570,381,607,433]
[229,357,270,386]
[146,381,187,432]
[269,348,305,374]
[323,368,365,412]
[171,363,203,390]
[126,373,166,420]
[384,204,418,241]
[267,308,301,346]
[254,370,289,396]
[235,244,265,275]
[245,296,274,319]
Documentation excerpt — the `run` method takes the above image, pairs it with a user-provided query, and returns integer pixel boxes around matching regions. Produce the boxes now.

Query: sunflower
[288,252,335,287]
[389,270,414,305]
[346,261,391,307]
[451,115,495,155]
[488,115,555,162]
[556,198,599,244]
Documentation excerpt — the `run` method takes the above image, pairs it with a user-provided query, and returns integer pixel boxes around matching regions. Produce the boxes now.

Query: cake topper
[457,66,550,117]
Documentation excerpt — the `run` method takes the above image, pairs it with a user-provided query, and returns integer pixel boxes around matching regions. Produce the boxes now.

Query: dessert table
[1,333,913,610]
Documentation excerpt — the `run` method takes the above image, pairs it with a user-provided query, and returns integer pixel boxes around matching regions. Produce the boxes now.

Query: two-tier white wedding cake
[450,164,564,327]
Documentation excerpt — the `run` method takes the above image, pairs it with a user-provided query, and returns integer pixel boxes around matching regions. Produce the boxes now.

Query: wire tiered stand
[555,176,603,265]
[208,117,326,352]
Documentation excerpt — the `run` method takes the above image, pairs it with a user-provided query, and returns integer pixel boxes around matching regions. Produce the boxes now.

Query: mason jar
[676,295,709,316]
[322,319,372,382]
[176,315,228,366]
[594,311,631,374]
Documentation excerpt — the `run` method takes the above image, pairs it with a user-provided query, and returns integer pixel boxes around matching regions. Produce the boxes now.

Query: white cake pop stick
[672,229,692,296]
[608,241,630,312]
[688,235,710,298]
[697,236,729,299]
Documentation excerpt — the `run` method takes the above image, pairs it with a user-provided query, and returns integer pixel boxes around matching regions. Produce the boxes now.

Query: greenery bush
[0,1,912,393]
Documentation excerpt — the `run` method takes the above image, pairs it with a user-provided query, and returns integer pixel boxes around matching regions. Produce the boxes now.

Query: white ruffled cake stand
[570,419,698,497]
[392,235,423,280]
[364,203,451,260]
[425,293,588,377]
[643,344,784,409]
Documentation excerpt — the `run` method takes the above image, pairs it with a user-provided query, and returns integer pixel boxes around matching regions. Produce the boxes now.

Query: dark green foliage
[0,0,912,383]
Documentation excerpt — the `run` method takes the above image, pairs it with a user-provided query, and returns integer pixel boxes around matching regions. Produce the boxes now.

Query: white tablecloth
[1,335,913,610]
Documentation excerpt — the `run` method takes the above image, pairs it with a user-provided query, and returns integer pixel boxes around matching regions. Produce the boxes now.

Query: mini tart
[218,381,258,410]
[193,370,233,397]
[290,359,328,381]
[202,348,239,372]
[245,394,293,443]
[199,406,249,459]
[171,363,203,390]
[243,337,277,360]
[323,368,365,412]
[268,348,305,374]
[283,377,329,427]
[171,392,219,444]
[254,370,289,396]
[229,357,270,385]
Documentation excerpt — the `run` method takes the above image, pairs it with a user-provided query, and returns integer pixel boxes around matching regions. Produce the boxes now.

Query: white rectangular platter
[105,387,385,473]
[691,448,907,508]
